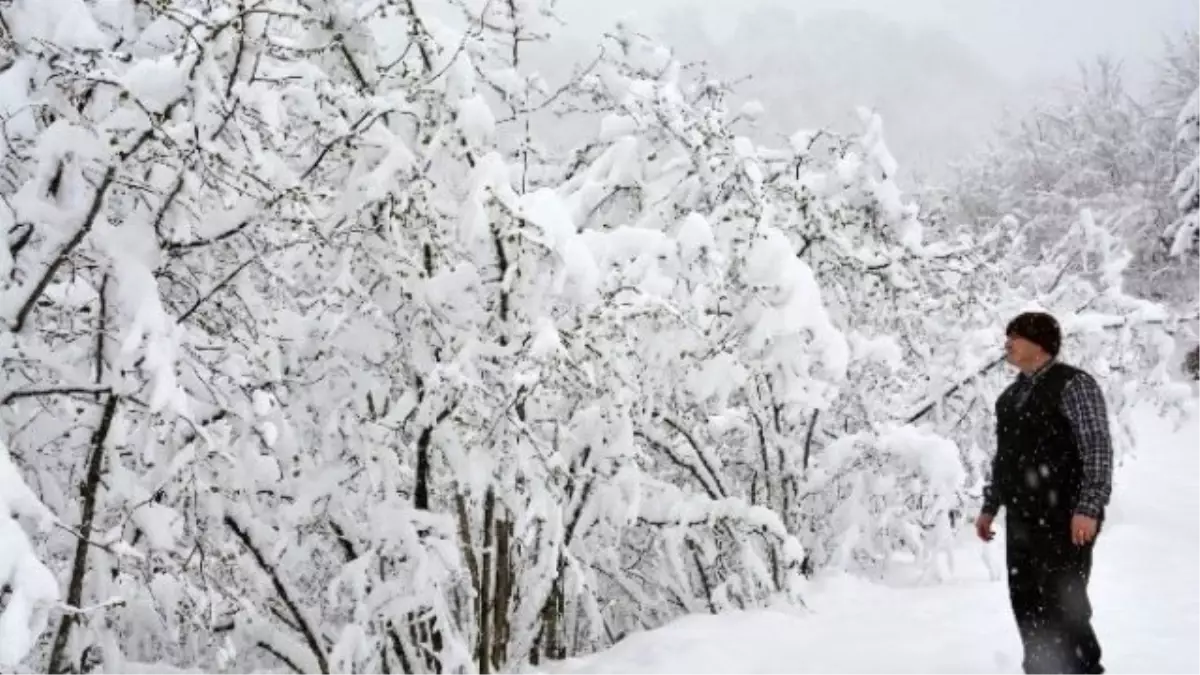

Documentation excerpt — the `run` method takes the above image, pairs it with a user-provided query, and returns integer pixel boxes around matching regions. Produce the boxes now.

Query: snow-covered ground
[551,402,1200,674]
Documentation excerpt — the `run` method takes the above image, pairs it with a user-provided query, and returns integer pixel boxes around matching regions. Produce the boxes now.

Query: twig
[52,521,119,556]
[1,385,112,407]
[11,167,116,332]
[56,597,126,615]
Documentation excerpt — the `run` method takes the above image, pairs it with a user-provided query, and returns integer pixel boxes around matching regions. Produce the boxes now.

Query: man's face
[1004,333,1043,369]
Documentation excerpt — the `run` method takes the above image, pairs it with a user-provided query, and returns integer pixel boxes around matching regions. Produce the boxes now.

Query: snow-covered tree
[1148,31,1200,377]
[1168,85,1198,256]
[951,60,1149,230]
[1,2,1192,673]
[947,48,1198,309]
[0,0,481,670]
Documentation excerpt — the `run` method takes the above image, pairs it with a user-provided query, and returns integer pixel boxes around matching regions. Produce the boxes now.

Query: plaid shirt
[983,360,1113,518]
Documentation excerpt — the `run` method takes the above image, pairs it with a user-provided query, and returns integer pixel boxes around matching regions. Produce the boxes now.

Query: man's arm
[980,470,1002,517]
[980,401,1004,517]
[1061,372,1114,518]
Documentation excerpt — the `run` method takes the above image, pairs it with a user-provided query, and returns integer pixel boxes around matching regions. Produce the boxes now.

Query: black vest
[993,362,1084,524]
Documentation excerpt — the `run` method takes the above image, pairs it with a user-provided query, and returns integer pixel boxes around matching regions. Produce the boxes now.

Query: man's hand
[1071,513,1099,546]
[975,513,996,542]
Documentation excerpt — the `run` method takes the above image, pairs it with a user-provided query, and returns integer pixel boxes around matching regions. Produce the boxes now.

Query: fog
[544,0,1198,181]
[558,0,1196,83]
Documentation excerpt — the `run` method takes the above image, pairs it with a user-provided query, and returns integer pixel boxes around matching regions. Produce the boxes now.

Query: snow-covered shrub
[1169,85,1199,256]
[0,439,60,667]
[0,1,1190,672]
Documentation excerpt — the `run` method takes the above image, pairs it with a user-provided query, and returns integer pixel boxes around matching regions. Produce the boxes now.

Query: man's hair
[1006,311,1062,358]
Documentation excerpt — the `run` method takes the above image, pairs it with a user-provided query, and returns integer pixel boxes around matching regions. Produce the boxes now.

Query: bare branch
[2,385,112,407]
[225,515,330,674]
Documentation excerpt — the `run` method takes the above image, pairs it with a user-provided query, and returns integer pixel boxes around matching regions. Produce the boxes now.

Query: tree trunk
[476,488,497,673]
[491,516,512,669]
[47,394,118,674]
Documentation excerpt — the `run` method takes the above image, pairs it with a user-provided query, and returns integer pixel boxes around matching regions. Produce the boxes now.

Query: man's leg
[1047,533,1104,674]
[1006,516,1057,673]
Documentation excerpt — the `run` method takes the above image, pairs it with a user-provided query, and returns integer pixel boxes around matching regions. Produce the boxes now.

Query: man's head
[1004,311,1061,373]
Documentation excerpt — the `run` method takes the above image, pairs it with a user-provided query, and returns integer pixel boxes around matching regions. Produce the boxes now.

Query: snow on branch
[0,0,1191,671]
[0,438,60,667]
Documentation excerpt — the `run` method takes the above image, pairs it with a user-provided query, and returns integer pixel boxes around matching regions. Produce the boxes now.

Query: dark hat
[1006,311,1062,357]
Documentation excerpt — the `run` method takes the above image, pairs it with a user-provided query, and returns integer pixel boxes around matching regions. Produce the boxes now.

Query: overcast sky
[555,0,1198,88]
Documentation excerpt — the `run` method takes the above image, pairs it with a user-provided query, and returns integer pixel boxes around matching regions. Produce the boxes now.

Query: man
[975,311,1112,674]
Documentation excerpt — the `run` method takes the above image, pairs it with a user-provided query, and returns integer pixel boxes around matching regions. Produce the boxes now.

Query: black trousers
[1005,513,1104,674]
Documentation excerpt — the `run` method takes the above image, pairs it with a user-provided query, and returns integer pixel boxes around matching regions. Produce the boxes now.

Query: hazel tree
[1,2,1192,673]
